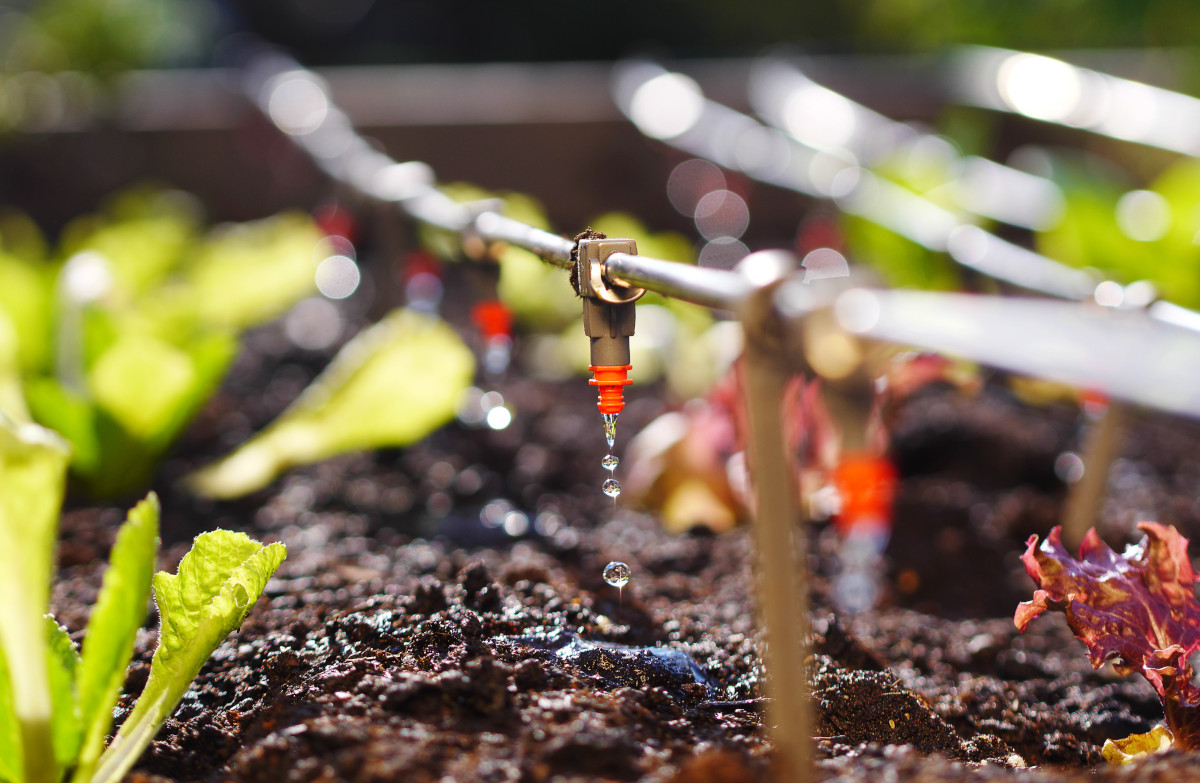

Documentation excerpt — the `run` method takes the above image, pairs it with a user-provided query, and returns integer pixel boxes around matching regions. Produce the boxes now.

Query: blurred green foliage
[0,0,212,78]
[853,0,1200,57]
[837,142,963,291]
[1036,153,1200,308]
[0,187,323,498]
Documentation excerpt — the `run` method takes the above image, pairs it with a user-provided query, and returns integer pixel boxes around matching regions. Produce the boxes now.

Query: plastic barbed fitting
[574,237,645,415]
[589,364,633,415]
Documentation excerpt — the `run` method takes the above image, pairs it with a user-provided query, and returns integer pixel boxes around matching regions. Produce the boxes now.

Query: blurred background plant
[0,187,324,498]
[0,0,212,78]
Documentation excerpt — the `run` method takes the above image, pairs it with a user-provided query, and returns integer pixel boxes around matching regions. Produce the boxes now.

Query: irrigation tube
[748,57,1068,233]
[244,50,757,310]
[613,61,1102,303]
[952,45,1200,158]
[613,58,1200,335]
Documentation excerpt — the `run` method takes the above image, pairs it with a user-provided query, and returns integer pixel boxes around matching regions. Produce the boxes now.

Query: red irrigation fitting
[471,300,513,339]
[589,364,632,415]
[832,453,897,536]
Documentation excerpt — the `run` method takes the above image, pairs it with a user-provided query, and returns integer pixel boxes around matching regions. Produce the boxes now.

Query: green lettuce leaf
[0,645,21,783]
[70,494,158,783]
[44,617,81,770]
[0,416,70,783]
[188,308,475,499]
[88,531,285,783]
[0,310,28,422]
[184,212,322,330]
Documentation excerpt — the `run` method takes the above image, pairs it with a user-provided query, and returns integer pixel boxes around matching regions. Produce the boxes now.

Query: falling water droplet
[602,412,618,450]
[602,478,621,498]
[602,454,619,471]
[603,561,631,589]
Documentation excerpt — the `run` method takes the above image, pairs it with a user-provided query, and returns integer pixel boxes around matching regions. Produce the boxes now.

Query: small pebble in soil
[602,478,621,498]
[603,561,631,589]
[601,454,619,471]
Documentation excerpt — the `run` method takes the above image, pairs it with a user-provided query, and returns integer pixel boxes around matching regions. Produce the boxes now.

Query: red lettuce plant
[1015,523,1200,749]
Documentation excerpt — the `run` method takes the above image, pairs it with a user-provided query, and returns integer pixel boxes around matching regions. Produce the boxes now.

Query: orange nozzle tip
[589,364,632,415]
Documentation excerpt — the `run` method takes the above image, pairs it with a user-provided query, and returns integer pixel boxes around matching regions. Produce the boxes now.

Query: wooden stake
[1061,401,1131,549]
[742,331,812,782]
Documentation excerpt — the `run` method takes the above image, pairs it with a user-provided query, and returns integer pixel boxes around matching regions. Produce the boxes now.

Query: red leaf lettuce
[1015,523,1200,749]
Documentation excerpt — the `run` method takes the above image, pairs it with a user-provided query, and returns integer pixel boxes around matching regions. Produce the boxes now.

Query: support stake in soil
[737,251,812,782]
[1061,399,1132,548]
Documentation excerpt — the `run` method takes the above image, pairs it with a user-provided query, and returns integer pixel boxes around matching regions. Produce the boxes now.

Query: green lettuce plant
[0,414,287,783]
[0,189,323,498]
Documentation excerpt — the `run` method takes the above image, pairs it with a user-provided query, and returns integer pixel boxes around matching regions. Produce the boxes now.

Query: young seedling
[0,414,286,783]
[1016,523,1200,761]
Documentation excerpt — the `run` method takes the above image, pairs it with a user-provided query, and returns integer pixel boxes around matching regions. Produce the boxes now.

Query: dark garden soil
[47,303,1200,782]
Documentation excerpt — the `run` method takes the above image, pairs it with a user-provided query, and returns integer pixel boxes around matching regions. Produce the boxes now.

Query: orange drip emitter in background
[832,452,898,537]
[471,300,514,375]
[830,452,898,615]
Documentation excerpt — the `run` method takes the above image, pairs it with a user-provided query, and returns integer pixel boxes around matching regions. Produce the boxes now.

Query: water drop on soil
[602,454,619,471]
[602,478,621,498]
[603,561,631,588]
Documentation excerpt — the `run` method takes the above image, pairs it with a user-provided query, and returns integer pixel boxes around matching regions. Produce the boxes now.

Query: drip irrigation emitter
[573,236,645,418]
[242,46,1200,783]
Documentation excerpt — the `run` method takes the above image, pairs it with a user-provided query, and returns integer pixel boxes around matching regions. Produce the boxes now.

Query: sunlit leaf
[0,645,21,783]
[1017,523,1200,750]
[88,334,198,442]
[44,616,81,769]
[178,212,323,331]
[0,416,70,783]
[72,494,158,783]
[0,251,54,374]
[23,381,101,479]
[89,532,285,783]
[0,311,28,421]
[188,308,475,499]
[59,190,200,299]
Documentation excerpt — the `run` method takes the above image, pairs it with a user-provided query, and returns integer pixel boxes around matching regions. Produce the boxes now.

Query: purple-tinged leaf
[1015,523,1200,749]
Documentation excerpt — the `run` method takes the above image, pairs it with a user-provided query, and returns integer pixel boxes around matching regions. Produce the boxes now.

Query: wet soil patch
[48,315,1200,782]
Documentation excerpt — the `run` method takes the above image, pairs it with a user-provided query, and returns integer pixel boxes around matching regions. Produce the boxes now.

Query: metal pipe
[805,286,1200,422]
[951,46,1200,157]
[604,252,752,310]
[474,212,575,268]
[749,57,1068,232]
[615,61,1103,302]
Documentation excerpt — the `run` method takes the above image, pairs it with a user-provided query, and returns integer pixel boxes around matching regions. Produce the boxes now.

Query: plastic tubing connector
[589,364,632,415]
